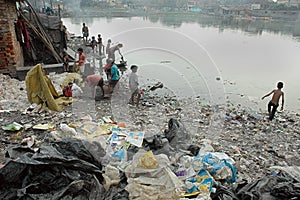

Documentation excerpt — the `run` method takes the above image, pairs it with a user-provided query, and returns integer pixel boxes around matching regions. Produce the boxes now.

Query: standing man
[82,23,89,44]
[76,48,86,75]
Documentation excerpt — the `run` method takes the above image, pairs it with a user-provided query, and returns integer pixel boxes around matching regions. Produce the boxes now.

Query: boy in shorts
[82,23,89,43]
[108,60,119,95]
[262,81,285,121]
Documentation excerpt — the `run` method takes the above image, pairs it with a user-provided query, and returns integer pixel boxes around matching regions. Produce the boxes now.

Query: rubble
[0,74,29,111]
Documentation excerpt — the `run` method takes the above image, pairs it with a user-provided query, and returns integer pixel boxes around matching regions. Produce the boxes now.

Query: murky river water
[62,15,300,112]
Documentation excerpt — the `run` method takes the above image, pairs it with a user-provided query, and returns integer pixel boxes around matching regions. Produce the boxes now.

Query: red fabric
[104,63,112,71]
[17,19,30,50]
[78,53,86,66]
[104,63,112,78]
[63,85,73,97]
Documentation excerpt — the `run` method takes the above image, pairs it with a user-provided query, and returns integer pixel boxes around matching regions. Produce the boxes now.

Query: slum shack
[0,0,66,79]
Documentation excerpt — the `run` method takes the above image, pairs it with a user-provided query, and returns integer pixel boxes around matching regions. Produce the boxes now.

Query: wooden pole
[24,0,63,62]
[58,4,61,19]
[18,12,62,63]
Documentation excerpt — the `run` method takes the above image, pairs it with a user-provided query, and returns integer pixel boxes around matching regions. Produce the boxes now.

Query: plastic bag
[103,164,121,191]
[60,123,77,135]
[137,150,158,169]
[202,153,236,183]
[125,149,170,178]
[184,169,214,197]
[125,167,183,200]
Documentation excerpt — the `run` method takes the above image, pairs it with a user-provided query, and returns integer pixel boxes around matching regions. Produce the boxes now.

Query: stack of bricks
[0,0,23,75]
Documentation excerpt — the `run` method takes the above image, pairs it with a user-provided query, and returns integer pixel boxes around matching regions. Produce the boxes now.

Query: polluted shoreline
[1,40,300,199]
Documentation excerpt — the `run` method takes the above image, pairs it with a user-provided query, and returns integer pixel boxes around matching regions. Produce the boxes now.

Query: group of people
[62,47,85,73]
[62,22,141,106]
[86,58,119,98]
[82,23,123,61]
[84,60,141,106]
[63,22,124,75]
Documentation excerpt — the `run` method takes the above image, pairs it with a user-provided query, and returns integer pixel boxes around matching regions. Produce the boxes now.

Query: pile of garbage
[0,115,238,199]
[1,71,300,199]
[1,113,300,199]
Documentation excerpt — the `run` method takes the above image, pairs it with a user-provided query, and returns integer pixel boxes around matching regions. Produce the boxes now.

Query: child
[108,60,119,95]
[129,65,141,107]
[104,58,114,81]
[97,34,104,55]
[63,52,75,72]
[90,36,97,53]
[63,52,70,72]
[106,39,112,56]
[76,48,86,75]
[261,82,285,121]
[63,82,73,97]
[82,23,89,44]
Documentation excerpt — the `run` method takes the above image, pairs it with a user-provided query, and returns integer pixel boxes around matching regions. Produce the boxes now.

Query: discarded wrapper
[2,122,23,131]
[33,123,55,130]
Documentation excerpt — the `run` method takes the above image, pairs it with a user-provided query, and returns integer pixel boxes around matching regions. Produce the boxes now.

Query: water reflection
[147,14,300,39]
[70,17,95,25]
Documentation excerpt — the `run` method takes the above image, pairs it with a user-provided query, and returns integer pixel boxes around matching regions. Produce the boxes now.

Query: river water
[62,15,300,112]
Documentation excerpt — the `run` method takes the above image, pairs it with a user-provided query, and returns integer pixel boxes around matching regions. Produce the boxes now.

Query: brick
[5,36,12,41]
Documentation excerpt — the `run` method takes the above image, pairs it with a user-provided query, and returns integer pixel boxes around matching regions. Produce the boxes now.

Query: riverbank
[1,66,299,178]
[0,36,299,198]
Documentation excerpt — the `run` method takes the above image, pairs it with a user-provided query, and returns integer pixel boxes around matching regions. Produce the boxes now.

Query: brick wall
[0,0,23,74]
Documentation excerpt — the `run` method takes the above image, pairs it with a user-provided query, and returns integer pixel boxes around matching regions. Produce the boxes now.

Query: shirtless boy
[261,82,284,121]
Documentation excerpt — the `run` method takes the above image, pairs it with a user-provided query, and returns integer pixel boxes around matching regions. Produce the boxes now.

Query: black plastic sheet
[212,169,300,200]
[165,118,191,151]
[0,138,129,200]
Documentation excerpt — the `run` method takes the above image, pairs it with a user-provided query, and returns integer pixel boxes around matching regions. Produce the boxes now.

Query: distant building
[219,6,247,16]
[187,0,202,12]
[276,0,290,4]
[251,4,261,10]
[250,0,273,9]
[276,0,300,7]
[187,0,219,13]
[289,0,300,7]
